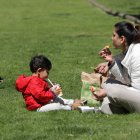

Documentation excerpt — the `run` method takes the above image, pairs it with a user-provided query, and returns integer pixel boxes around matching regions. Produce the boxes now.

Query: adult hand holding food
[99,45,114,63]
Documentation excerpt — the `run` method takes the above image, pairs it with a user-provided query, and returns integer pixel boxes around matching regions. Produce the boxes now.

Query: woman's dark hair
[29,55,52,73]
[114,21,139,45]
[134,25,140,42]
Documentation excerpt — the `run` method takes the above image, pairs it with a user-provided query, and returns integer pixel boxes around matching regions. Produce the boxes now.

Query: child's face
[39,69,49,79]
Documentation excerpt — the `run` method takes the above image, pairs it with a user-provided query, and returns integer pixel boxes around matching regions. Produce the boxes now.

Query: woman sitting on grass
[92,21,140,114]
[16,55,82,112]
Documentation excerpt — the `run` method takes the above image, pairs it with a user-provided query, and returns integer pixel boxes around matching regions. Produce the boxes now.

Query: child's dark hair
[114,21,140,45]
[29,55,52,73]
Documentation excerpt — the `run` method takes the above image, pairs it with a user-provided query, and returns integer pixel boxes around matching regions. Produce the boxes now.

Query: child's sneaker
[77,106,101,113]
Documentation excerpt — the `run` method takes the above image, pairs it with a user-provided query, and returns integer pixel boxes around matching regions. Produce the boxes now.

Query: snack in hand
[104,45,111,49]
[101,45,112,56]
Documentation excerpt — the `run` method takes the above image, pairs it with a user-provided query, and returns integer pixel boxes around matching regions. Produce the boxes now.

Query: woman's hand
[99,47,113,63]
[92,89,107,101]
[94,62,109,76]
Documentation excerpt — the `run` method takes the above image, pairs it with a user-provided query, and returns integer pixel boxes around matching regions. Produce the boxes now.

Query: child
[16,55,82,112]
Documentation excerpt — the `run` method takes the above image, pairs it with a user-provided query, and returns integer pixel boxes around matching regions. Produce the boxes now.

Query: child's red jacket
[15,75,55,111]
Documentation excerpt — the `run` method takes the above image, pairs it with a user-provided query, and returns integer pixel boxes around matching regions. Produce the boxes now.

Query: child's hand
[55,85,62,95]
[50,84,62,95]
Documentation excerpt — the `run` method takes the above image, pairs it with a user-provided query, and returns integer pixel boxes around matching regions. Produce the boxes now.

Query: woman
[93,21,140,114]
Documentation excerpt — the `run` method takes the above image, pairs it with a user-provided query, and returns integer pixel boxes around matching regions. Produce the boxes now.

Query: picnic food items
[102,45,111,50]
[104,45,111,49]
[103,45,111,54]
[81,72,102,104]
[80,70,108,104]
[101,45,111,54]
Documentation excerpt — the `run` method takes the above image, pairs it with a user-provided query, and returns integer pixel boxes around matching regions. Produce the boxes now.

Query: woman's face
[112,28,125,50]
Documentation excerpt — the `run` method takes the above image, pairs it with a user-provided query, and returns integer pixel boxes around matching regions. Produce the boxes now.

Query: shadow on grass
[49,125,96,136]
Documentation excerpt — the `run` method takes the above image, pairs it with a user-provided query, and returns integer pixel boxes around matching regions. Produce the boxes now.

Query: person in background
[92,21,140,114]
[16,55,82,112]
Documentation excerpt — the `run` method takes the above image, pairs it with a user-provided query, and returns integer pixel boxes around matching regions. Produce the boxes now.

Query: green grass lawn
[0,0,140,139]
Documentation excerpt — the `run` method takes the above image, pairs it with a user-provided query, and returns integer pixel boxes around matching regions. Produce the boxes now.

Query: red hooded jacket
[15,75,55,111]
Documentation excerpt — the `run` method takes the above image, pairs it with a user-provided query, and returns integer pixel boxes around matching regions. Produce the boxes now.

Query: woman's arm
[109,53,130,84]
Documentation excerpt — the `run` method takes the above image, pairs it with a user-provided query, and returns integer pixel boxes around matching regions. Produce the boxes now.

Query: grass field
[0,0,140,139]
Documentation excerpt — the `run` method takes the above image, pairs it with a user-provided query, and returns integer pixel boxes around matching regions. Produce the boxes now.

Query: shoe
[74,99,88,105]
[71,102,82,110]
[77,106,101,113]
